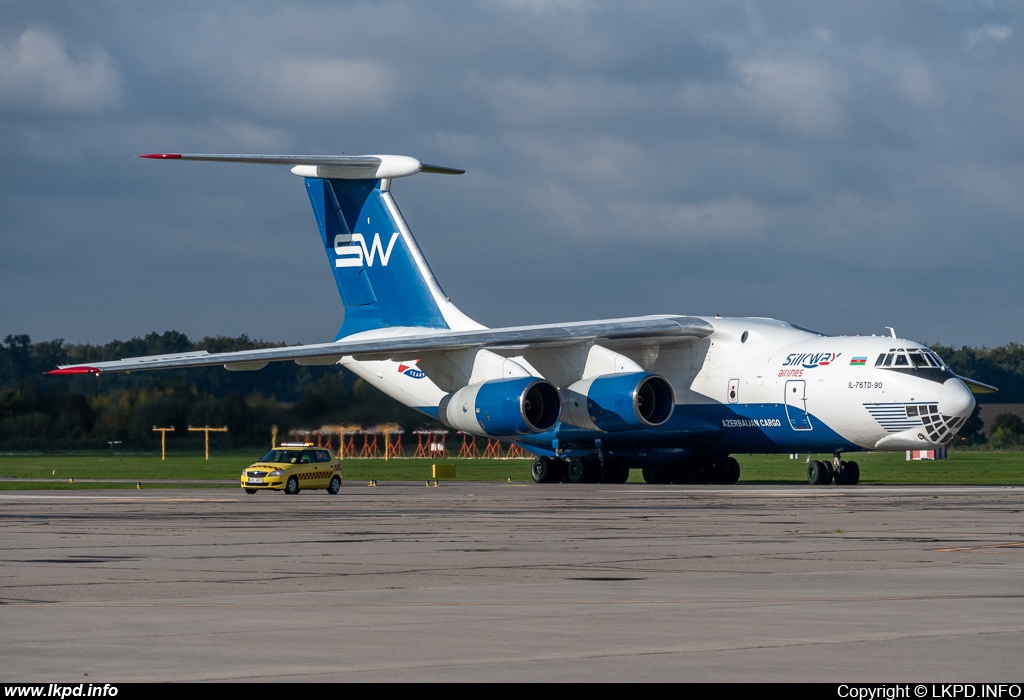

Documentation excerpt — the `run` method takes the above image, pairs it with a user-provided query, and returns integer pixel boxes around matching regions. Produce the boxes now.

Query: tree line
[0,332,433,450]
[1,333,1022,451]
[928,342,1024,446]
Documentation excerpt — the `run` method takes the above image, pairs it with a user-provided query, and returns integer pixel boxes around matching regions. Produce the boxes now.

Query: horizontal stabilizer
[138,153,464,179]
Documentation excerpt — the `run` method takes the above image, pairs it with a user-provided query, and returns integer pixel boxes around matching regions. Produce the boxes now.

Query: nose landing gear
[833,459,860,485]
[809,453,860,485]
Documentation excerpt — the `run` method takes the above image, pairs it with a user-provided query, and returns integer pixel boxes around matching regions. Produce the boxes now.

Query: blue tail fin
[137,152,473,337]
[304,177,461,338]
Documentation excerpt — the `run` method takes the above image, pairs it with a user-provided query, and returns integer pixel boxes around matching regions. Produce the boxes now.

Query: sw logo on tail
[334,232,400,268]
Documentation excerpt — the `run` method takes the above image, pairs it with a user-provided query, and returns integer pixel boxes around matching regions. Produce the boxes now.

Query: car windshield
[258,450,301,464]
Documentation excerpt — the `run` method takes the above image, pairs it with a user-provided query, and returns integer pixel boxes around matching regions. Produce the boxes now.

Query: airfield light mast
[188,426,228,460]
[152,426,175,460]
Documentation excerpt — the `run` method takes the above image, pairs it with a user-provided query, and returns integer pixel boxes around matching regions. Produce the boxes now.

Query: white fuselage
[338,316,975,457]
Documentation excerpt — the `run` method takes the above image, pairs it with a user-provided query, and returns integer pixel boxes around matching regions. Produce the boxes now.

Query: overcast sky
[1,1,1022,350]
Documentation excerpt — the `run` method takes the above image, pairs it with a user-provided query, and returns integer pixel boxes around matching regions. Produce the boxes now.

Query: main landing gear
[807,453,860,486]
[531,455,741,485]
[530,456,630,484]
[642,457,740,485]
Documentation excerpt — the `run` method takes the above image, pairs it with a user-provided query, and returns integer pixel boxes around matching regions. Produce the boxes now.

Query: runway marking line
[0,494,238,503]
[935,541,1024,552]
[4,593,1023,608]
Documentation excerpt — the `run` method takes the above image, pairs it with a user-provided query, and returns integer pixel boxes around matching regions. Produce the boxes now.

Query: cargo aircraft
[50,153,996,485]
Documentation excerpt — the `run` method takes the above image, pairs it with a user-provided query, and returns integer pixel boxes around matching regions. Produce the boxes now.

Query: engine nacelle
[560,372,675,432]
[439,377,561,436]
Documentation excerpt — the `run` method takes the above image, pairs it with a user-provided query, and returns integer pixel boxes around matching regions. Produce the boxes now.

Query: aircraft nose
[938,377,975,419]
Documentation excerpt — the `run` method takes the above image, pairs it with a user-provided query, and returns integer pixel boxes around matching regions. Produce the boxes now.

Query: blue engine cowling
[439,377,562,436]
[560,372,675,432]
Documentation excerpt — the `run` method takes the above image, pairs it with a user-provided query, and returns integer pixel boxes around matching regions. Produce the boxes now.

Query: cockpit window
[925,349,946,368]
[875,347,948,370]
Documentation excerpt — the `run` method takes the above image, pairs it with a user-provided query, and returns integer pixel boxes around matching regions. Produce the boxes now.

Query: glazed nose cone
[938,377,975,419]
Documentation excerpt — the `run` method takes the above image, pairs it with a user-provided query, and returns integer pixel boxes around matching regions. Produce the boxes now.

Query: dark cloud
[0,1,1021,348]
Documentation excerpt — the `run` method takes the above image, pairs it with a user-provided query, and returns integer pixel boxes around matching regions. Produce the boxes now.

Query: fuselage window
[906,405,919,417]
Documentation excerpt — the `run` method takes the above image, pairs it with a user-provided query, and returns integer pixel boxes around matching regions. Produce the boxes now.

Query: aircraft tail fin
[140,153,482,338]
[305,175,481,337]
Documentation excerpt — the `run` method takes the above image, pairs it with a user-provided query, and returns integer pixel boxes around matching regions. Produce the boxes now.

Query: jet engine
[559,372,675,432]
[439,377,561,436]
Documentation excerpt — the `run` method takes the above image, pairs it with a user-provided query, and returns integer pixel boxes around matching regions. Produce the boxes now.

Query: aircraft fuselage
[340,315,976,467]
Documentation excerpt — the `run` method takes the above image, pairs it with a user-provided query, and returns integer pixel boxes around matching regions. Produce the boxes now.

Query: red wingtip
[138,153,181,159]
[46,367,100,375]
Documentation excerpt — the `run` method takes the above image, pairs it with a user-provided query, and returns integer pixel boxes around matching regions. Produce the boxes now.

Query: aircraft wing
[48,315,713,375]
[958,375,999,394]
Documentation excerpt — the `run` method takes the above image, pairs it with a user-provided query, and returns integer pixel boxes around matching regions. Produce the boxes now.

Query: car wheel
[285,476,300,494]
[328,476,341,495]
[244,488,257,494]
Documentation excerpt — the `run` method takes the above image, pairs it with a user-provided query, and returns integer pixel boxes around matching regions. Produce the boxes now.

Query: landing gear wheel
[642,466,666,484]
[846,460,860,485]
[285,475,300,494]
[834,465,847,485]
[808,460,832,485]
[552,458,568,483]
[673,462,704,484]
[328,475,342,494]
[673,470,696,484]
[245,488,257,495]
[599,458,630,484]
[531,457,557,484]
[719,457,740,485]
[834,461,852,485]
[692,462,714,484]
[567,457,597,484]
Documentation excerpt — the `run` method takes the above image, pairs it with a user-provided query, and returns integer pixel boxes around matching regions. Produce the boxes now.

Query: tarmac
[1,483,1022,682]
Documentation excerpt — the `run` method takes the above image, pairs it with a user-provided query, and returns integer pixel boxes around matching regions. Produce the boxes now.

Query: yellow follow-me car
[241,443,343,495]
